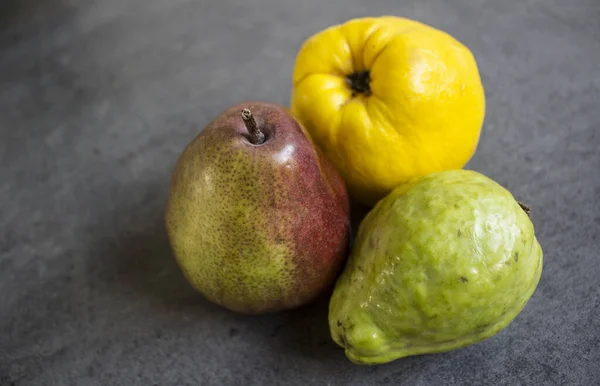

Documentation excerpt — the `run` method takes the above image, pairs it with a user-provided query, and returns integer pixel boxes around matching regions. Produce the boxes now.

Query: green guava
[329,169,543,365]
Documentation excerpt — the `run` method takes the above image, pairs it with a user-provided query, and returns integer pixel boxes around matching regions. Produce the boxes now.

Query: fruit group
[329,169,543,364]
[290,16,486,206]
[165,101,351,314]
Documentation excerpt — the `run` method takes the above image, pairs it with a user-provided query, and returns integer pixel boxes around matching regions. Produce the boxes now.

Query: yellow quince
[290,16,486,205]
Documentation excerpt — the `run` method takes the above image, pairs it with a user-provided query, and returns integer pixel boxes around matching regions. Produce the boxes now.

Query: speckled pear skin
[165,101,351,314]
[329,169,543,364]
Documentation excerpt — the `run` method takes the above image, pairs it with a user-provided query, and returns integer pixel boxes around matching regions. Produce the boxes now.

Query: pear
[165,101,351,314]
[329,169,543,364]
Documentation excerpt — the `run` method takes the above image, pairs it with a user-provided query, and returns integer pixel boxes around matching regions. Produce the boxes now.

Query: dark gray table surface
[1,0,599,385]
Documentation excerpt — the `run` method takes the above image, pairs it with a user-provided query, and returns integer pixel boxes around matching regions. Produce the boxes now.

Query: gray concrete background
[1,0,599,385]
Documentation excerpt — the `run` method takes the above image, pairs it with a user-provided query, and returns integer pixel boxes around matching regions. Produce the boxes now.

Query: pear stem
[241,109,265,145]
